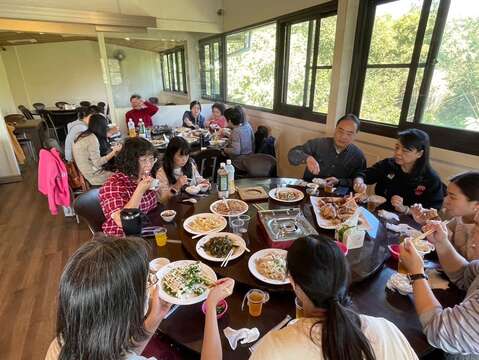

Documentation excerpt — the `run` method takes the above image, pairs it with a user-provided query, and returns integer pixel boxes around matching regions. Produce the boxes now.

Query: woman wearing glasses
[99,137,158,236]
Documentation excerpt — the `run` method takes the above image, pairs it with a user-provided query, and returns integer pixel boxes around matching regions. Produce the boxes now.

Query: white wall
[0,55,16,115]
[0,109,21,181]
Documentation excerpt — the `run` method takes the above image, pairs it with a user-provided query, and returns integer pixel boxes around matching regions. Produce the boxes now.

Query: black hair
[115,137,156,178]
[88,105,102,114]
[450,171,479,202]
[56,236,150,360]
[190,100,202,111]
[130,94,141,102]
[336,114,360,131]
[162,136,193,185]
[75,114,111,156]
[78,107,93,120]
[211,102,225,115]
[397,128,432,177]
[287,235,376,360]
[254,125,269,152]
[224,106,245,126]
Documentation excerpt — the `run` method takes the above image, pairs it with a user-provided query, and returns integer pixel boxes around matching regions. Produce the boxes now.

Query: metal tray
[258,208,318,242]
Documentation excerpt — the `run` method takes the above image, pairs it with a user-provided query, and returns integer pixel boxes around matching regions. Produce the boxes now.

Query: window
[226,23,277,109]
[277,6,337,122]
[200,38,223,100]
[160,47,187,93]
[348,0,478,154]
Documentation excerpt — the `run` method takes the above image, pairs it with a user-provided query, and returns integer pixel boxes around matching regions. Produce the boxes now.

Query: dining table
[143,177,464,359]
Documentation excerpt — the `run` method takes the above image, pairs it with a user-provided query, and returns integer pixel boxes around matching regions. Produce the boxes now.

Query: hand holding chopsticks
[413,218,453,243]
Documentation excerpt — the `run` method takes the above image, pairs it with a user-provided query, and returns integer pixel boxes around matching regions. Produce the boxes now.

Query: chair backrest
[5,114,26,124]
[237,153,277,178]
[192,149,225,183]
[32,103,46,111]
[18,105,34,120]
[55,101,69,109]
[73,188,105,233]
[149,97,159,105]
[79,101,91,107]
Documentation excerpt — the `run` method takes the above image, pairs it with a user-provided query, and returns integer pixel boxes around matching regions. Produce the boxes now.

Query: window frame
[160,46,187,94]
[199,37,224,101]
[347,0,479,155]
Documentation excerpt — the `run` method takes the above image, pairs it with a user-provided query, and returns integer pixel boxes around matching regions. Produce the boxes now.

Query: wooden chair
[235,153,277,178]
[18,105,35,120]
[55,101,69,110]
[79,101,91,107]
[192,149,225,183]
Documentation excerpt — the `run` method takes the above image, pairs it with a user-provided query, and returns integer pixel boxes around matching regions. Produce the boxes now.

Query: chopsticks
[411,218,453,243]
[222,197,231,213]
[192,229,217,239]
[221,248,234,267]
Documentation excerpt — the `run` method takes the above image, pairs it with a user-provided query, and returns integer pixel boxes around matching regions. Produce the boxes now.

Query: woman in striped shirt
[400,218,479,359]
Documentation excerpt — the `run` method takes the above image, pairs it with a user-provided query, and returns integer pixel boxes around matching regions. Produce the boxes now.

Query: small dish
[161,210,176,222]
[149,257,171,273]
[201,299,228,319]
[199,183,210,193]
[185,185,201,195]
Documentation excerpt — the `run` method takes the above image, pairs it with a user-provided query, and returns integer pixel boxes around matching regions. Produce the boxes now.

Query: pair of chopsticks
[221,248,234,267]
[411,218,453,243]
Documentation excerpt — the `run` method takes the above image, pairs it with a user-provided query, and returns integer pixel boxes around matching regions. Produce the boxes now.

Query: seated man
[125,94,158,128]
[64,108,92,162]
[288,114,366,188]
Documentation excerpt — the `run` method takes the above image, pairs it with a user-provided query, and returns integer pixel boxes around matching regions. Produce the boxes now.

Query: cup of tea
[295,297,304,319]
[154,227,167,247]
[242,289,270,317]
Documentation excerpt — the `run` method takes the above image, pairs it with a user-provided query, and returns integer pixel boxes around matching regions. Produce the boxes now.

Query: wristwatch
[407,273,428,284]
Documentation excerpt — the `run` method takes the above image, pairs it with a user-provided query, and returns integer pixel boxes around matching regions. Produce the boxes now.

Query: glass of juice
[295,297,304,319]
[243,289,270,317]
[154,227,167,247]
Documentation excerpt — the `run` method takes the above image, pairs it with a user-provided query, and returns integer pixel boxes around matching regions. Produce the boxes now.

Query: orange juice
[295,297,304,319]
[247,291,265,317]
[154,228,167,247]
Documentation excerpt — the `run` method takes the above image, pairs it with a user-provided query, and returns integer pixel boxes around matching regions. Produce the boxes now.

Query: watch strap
[408,273,428,284]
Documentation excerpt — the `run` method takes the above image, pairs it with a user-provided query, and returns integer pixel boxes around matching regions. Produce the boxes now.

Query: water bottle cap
[220,162,226,167]
[226,159,232,165]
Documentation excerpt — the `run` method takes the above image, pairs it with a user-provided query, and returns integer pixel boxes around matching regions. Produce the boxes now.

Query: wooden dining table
[144,177,464,359]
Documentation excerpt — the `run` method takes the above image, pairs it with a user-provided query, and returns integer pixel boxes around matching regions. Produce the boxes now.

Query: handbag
[66,161,89,191]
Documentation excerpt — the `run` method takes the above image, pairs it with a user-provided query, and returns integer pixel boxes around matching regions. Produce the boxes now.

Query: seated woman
[99,138,158,236]
[182,100,205,129]
[412,171,479,261]
[156,136,208,203]
[45,236,174,360]
[354,128,444,213]
[254,125,276,157]
[72,114,122,186]
[201,235,418,360]
[205,103,227,130]
[223,106,254,158]
[400,220,479,357]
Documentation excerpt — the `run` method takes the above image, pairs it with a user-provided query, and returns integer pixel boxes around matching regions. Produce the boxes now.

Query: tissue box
[336,226,365,250]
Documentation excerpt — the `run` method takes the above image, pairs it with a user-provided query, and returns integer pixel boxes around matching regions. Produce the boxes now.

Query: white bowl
[161,210,176,222]
[199,183,210,193]
[185,185,201,195]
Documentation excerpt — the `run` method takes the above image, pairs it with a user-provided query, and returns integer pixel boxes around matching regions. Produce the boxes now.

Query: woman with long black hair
[354,128,444,212]
[156,136,209,203]
[200,235,417,360]
[45,236,173,360]
[72,114,121,185]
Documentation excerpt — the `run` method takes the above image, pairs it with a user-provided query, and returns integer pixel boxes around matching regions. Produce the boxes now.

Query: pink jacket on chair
[38,148,70,215]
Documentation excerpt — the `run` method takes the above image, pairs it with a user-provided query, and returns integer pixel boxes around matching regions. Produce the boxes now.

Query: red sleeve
[99,178,130,220]
[144,101,158,116]
[125,110,133,126]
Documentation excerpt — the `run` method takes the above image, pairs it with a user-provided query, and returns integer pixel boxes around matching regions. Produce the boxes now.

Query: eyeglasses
[139,156,157,165]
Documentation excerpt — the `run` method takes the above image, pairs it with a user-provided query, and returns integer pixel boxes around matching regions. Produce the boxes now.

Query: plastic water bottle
[217,163,229,199]
[138,119,146,138]
[225,159,235,194]
[128,118,136,137]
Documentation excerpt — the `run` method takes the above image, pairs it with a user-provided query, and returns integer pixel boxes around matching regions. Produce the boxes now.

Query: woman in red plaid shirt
[99,138,158,236]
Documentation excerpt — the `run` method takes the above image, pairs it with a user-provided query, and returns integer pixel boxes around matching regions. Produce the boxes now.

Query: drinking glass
[154,227,167,247]
[242,289,270,317]
[230,219,244,235]
[295,297,304,319]
[238,214,251,234]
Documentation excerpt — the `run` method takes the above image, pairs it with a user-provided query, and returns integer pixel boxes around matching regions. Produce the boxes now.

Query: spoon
[182,198,197,204]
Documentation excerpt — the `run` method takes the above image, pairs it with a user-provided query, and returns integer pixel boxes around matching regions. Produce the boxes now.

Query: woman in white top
[156,136,209,203]
[44,236,172,360]
[200,235,418,360]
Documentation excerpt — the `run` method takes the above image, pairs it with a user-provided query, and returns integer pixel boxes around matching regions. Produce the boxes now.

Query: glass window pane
[313,68,332,113]
[212,42,220,96]
[360,68,409,125]
[407,67,424,122]
[226,23,276,108]
[368,0,423,65]
[421,0,479,132]
[286,21,314,106]
[204,44,211,96]
[172,54,178,91]
[162,55,170,90]
[317,15,337,66]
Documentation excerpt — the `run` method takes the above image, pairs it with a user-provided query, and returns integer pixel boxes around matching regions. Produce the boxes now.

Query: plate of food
[150,139,168,147]
[248,248,289,285]
[196,232,246,262]
[210,199,249,217]
[311,196,359,229]
[157,260,217,305]
[268,187,304,203]
[183,213,227,235]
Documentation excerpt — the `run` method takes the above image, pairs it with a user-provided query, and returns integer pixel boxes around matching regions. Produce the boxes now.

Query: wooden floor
[0,165,90,360]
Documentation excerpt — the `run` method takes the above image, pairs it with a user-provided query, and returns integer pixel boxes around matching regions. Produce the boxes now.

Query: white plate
[157,260,217,305]
[310,196,360,229]
[210,199,249,217]
[248,248,290,285]
[268,187,304,203]
[196,232,246,262]
[183,213,227,235]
